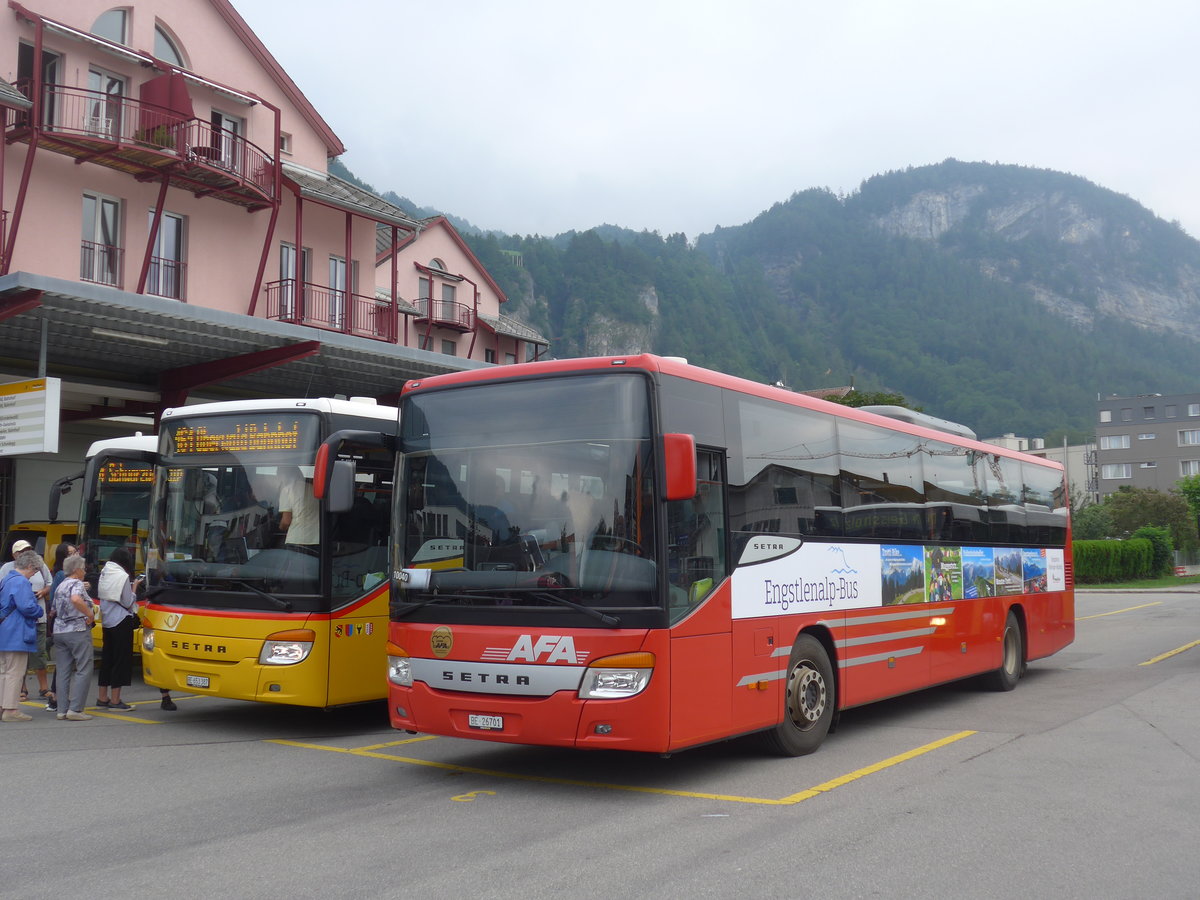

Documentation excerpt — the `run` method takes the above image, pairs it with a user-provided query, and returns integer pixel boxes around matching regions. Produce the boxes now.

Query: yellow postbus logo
[430,626,454,658]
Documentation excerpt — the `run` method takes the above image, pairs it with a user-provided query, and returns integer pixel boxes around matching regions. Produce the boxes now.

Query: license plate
[468,713,503,731]
[185,675,210,689]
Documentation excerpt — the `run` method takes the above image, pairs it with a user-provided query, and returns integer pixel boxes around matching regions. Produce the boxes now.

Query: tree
[1072,504,1115,540]
[1175,474,1200,523]
[831,390,921,410]
[1103,487,1198,552]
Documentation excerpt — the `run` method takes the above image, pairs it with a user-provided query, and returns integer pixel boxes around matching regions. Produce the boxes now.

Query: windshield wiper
[396,590,619,627]
[235,580,293,613]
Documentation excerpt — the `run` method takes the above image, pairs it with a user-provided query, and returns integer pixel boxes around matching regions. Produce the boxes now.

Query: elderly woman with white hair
[51,554,96,721]
[0,548,44,722]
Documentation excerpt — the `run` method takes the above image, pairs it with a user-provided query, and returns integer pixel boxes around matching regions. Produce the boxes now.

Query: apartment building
[1094,392,1200,499]
[0,1,546,525]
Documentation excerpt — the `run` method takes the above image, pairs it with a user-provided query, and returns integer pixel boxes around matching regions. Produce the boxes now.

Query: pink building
[0,0,546,526]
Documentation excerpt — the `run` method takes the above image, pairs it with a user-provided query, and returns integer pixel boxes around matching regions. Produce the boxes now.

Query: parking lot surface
[3,590,1198,899]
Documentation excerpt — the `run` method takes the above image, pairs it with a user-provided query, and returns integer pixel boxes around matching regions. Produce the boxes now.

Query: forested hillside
[336,158,1200,440]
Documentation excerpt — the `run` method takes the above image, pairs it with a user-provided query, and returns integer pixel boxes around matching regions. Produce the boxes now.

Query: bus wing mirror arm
[662,433,697,501]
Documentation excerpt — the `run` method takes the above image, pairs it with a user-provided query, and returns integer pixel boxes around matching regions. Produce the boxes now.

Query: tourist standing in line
[51,554,95,720]
[96,548,138,710]
[0,548,45,722]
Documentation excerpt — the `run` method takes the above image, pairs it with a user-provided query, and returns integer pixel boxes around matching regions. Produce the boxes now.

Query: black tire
[758,634,835,756]
[983,610,1024,692]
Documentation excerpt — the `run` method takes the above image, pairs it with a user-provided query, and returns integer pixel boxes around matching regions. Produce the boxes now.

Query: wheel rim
[1002,624,1019,676]
[785,659,826,732]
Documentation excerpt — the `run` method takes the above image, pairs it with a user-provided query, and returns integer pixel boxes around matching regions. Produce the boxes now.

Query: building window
[209,110,244,171]
[440,283,457,320]
[279,132,292,155]
[1182,460,1200,477]
[1101,464,1131,480]
[1190,404,1200,416]
[154,23,185,67]
[429,258,446,271]
[484,349,496,364]
[441,340,457,356]
[1143,406,1155,419]
[91,9,127,44]
[147,210,185,300]
[278,243,311,320]
[328,256,357,329]
[1180,430,1200,446]
[1099,435,1130,450]
[1099,410,1112,423]
[505,353,517,365]
[1137,433,1156,440]
[1166,405,1177,417]
[81,193,122,287]
[87,67,125,139]
[1139,462,1157,469]
[1120,408,1133,422]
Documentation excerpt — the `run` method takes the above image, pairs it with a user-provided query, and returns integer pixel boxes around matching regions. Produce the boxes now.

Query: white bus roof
[85,433,157,457]
[160,397,399,423]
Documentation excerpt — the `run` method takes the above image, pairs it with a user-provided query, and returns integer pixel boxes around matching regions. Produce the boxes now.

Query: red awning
[137,72,194,137]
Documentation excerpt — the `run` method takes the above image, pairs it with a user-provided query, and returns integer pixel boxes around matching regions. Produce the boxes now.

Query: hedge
[1072,539,1154,583]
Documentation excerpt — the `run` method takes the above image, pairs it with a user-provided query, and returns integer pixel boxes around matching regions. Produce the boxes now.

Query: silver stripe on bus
[837,627,937,648]
[816,606,956,629]
[838,646,925,668]
[411,657,584,697]
[736,669,789,687]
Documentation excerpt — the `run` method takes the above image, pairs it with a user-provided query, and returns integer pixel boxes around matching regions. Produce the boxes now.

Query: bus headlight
[141,627,155,653]
[387,642,412,686]
[578,652,655,699]
[259,629,315,666]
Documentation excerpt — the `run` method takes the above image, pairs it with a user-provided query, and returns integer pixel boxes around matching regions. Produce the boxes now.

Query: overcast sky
[233,0,1199,240]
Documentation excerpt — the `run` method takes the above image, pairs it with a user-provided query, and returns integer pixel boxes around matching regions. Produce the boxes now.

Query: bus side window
[666,448,726,620]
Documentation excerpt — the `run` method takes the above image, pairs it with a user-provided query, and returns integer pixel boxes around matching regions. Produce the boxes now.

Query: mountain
[343,157,1200,440]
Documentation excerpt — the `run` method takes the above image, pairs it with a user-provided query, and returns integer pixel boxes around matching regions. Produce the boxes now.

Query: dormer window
[155,23,185,67]
[91,9,128,44]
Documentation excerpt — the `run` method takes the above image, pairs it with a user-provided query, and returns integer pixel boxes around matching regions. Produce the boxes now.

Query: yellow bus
[139,398,397,707]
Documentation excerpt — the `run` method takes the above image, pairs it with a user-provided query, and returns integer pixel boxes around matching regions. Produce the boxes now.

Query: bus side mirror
[326,460,356,514]
[662,433,696,501]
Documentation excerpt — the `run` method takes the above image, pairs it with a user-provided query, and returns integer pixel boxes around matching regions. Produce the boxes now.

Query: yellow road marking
[1139,639,1200,666]
[269,729,977,806]
[1077,601,1161,621]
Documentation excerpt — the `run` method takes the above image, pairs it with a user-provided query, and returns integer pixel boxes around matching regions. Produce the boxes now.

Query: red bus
[365,355,1072,755]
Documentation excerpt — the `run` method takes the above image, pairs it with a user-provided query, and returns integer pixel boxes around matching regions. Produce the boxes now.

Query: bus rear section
[140,398,397,708]
[386,356,1073,754]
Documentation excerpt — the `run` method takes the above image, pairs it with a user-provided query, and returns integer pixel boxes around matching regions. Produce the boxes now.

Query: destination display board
[98,460,155,485]
[165,414,319,457]
[0,377,60,456]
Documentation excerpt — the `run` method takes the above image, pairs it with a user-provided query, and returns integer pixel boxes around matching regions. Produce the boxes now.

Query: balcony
[10,84,275,210]
[265,280,398,342]
[79,240,123,288]
[413,297,475,332]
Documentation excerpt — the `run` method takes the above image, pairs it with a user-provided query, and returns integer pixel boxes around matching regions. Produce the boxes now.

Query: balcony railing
[413,297,475,332]
[265,280,398,342]
[13,83,275,207]
[146,257,187,301]
[80,240,123,288]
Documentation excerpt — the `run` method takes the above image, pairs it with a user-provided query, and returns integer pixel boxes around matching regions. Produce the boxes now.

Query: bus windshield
[83,457,153,574]
[149,413,324,601]
[397,373,660,620]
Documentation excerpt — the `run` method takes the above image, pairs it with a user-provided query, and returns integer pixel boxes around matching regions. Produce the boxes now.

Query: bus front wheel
[759,634,835,757]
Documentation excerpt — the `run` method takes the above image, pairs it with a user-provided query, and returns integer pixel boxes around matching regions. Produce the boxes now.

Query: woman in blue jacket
[0,548,44,722]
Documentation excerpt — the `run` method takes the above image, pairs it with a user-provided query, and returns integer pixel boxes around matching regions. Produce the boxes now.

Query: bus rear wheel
[983,610,1024,692]
[758,634,835,757]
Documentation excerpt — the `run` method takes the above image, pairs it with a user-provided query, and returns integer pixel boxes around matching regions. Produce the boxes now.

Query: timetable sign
[0,377,60,457]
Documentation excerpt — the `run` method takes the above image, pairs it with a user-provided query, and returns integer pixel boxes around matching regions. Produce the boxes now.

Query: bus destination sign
[99,461,154,484]
[171,420,306,455]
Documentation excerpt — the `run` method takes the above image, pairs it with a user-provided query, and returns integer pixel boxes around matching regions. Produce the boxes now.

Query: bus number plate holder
[185,674,210,689]
[468,714,503,731]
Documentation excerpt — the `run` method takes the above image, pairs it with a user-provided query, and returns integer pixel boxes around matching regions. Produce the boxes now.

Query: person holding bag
[0,548,44,722]
[96,547,139,711]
